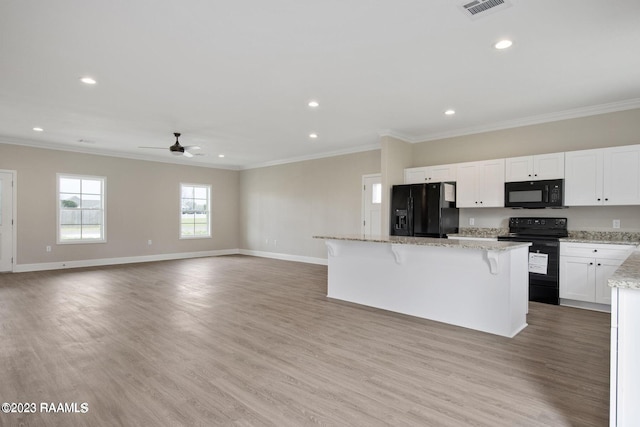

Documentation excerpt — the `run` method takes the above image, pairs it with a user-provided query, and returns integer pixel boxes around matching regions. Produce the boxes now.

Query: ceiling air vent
[459,0,512,20]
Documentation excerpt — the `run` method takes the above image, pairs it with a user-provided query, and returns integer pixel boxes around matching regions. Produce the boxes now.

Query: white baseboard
[13,248,328,273]
[13,249,240,273]
[239,249,328,266]
[559,298,611,313]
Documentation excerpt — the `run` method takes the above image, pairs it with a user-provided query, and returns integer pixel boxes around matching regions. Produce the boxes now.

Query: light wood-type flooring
[0,255,610,426]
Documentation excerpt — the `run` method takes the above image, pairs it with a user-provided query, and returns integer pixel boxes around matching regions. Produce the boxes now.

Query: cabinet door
[478,159,505,207]
[565,149,604,206]
[595,259,623,304]
[603,144,640,205]
[505,156,533,182]
[560,256,595,302]
[455,162,479,208]
[534,152,565,180]
[428,164,457,183]
[405,167,427,184]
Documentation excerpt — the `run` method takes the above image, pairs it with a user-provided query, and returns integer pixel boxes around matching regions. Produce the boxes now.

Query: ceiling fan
[139,132,201,158]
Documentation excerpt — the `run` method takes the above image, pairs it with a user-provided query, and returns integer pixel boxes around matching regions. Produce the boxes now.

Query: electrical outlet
[613,219,621,229]
[148,240,153,245]
[469,218,475,226]
[46,245,52,252]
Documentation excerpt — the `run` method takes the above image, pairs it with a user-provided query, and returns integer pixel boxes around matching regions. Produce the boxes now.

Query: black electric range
[498,217,568,305]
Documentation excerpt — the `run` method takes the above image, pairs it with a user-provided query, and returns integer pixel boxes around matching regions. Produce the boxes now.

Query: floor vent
[459,0,512,20]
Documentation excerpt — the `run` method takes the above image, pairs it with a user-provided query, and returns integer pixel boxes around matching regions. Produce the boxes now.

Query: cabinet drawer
[560,242,634,260]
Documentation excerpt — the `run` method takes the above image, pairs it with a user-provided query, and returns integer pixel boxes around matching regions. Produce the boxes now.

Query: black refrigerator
[390,182,459,237]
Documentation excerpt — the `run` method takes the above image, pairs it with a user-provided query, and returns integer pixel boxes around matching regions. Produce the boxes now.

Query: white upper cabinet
[565,144,640,206]
[603,145,640,205]
[456,159,505,208]
[505,152,565,182]
[404,167,427,184]
[404,164,457,184]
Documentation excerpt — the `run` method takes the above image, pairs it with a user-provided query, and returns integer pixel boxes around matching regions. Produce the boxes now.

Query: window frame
[57,173,107,244]
[179,183,211,239]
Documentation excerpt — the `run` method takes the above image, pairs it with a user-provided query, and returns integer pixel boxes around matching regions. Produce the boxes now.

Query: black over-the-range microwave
[504,179,564,208]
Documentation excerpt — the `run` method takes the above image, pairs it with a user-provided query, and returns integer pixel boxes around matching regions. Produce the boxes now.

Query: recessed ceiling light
[218,154,225,158]
[494,39,513,50]
[308,100,319,108]
[80,77,97,85]
[444,109,456,116]
[309,133,318,139]
[33,127,44,132]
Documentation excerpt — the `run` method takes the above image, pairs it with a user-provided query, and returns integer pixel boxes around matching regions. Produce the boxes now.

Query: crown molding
[0,135,241,170]
[241,142,381,170]
[376,129,413,143]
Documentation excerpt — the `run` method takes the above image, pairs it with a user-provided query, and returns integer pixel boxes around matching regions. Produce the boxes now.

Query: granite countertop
[313,235,531,252]
[449,228,506,239]
[609,251,640,290]
[561,231,640,246]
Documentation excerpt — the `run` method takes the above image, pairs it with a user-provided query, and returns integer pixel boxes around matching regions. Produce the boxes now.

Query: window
[180,184,211,238]
[58,174,106,243]
[372,183,382,204]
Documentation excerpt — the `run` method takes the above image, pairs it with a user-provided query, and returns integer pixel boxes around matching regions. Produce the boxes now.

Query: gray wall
[411,108,640,166]
[239,150,381,259]
[0,143,240,265]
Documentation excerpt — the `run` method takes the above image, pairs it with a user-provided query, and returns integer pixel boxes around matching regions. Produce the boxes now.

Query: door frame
[361,173,382,237]
[0,169,17,272]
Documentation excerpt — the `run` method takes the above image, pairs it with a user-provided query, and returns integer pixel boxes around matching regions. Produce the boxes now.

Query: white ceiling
[1,0,639,169]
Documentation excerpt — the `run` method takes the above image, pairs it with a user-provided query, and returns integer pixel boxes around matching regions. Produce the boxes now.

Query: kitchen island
[314,235,531,338]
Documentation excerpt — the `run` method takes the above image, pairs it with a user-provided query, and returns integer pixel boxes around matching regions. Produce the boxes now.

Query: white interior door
[0,171,15,272]
[362,174,382,237]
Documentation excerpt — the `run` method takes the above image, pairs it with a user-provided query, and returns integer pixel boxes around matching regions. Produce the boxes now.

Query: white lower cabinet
[559,242,634,309]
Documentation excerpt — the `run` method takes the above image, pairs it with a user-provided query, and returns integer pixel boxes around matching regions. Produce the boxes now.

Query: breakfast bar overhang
[314,236,532,338]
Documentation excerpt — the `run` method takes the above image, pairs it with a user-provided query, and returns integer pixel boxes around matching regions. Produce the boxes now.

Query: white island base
[322,237,531,338]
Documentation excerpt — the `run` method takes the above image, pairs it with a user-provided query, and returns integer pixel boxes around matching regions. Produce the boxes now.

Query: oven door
[527,240,560,304]
[498,236,560,305]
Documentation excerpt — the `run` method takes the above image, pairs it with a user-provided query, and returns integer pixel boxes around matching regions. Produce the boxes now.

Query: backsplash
[459,205,640,232]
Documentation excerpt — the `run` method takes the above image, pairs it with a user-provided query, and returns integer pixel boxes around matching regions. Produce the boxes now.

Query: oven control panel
[508,217,568,236]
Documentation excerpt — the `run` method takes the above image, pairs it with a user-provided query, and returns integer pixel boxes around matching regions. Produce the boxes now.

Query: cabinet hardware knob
[528,174,531,177]
[597,198,601,201]
[589,262,594,265]
[534,174,538,177]
[605,198,609,201]
[594,249,598,252]
[597,263,602,266]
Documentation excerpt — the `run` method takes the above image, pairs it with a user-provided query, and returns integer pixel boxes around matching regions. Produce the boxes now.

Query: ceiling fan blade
[184,145,201,151]
[183,151,194,158]
[139,146,167,149]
